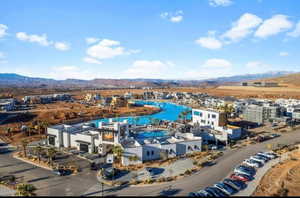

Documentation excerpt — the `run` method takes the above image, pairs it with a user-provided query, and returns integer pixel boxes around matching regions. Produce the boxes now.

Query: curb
[13,154,53,171]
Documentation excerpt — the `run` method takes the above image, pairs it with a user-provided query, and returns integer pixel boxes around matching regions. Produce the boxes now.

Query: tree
[6,127,12,137]
[129,155,139,162]
[15,183,37,196]
[112,145,124,163]
[47,147,57,167]
[33,145,43,163]
[21,140,28,158]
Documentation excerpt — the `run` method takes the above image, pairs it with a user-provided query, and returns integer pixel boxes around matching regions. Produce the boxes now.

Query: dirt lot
[0,101,160,146]
[253,149,300,196]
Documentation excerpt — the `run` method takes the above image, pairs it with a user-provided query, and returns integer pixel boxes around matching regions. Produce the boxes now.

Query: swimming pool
[134,130,168,139]
[92,100,191,127]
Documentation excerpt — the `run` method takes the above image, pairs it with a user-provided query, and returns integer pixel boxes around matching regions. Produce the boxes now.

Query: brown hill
[259,72,300,87]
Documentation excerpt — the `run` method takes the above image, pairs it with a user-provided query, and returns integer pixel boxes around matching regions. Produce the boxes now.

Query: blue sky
[0,0,300,80]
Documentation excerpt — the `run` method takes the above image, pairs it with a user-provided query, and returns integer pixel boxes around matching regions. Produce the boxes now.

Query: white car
[243,159,262,168]
[250,156,267,164]
[257,152,277,159]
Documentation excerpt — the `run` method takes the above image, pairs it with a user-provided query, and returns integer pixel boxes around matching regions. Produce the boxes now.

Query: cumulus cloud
[16,32,51,46]
[202,58,232,68]
[0,24,8,38]
[54,42,70,51]
[84,39,139,64]
[83,57,102,65]
[279,52,289,56]
[209,0,233,7]
[196,32,223,49]
[222,13,263,42]
[123,60,174,78]
[85,37,100,44]
[287,21,300,38]
[16,32,70,51]
[160,10,184,23]
[255,15,293,38]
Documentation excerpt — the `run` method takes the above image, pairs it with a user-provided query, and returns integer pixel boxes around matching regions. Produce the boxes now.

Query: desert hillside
[258,72,300,87]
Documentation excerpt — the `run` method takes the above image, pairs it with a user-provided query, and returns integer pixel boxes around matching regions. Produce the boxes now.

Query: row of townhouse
[0,98,16,111]
[23,93,71,104]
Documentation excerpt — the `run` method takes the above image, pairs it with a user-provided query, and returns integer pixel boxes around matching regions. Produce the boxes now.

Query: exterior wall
[122,146,143,166]
[192,109,226,129]
[47,128,60,147]
[142,144,161,161]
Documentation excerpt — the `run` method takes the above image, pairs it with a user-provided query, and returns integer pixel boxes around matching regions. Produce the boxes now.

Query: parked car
[214,182,238,195]
[269,133,280,138]
[205,187,228,197]
[234,165,256,176]
[90,162,101,170]
[188,191,210,197]
[230,173,253,182]
[52,169,72,176]
[250,156,267,164]
[223,178,247,191]
[243,159,262,168]
[255,154,271,161]
[257,152,277,159]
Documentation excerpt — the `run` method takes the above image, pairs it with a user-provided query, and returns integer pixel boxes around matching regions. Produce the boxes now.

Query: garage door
[79,144,89,153]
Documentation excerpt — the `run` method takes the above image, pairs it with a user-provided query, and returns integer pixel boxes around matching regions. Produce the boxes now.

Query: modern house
[47,120,202,166]
[243,104,281,125]
[0,98,16,111]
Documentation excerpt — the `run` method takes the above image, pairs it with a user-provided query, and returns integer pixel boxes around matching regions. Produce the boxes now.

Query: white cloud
[86,39,124,60]
[287,21,300,38]
[83,57,102,65]
[222,13,263,42]
[255,15,293,38]
[202,58,232,68]
[54,42,70,51]
[0,52,5,59]
[160,10,183,23]
[196,35,223,49]
[86,37,100,44]
[123,60,174,78]
[209,0,233,7]
[0,24,8,38]
[16,32,70,51]
[279,52,289,56]
[16,32,52,46]
[85,39,138,63]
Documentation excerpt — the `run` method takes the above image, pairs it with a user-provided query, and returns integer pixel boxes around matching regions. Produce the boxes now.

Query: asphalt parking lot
[0,151,99,196]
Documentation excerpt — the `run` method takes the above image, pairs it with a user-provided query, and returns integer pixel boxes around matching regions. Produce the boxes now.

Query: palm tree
[33,145,43,163]
[47,147,57,167]
[21,140,28,158]
[6,127,11,137]
[15,183,37,196]
[112,145,124,163]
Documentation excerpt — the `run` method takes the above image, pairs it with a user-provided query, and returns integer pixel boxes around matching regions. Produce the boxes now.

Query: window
[49,136,55,146]
[212,114,216,119]
[208,114,210,118]
[151,151,154,155]
[194,145,198,150]
[147,151,150,156]
[201,120,205,123]
[193,111,202,117]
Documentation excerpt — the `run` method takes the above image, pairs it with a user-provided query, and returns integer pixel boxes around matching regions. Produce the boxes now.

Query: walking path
[234,152,290,196]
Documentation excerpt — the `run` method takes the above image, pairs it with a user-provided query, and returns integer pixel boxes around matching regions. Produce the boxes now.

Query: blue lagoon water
[92,100,191,127]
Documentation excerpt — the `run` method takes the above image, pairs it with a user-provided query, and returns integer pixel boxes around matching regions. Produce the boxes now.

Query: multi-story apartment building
[192,108,227,129]
[243,104,281,125]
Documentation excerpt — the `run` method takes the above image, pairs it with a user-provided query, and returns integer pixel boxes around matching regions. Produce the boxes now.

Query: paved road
[1,130,300,196]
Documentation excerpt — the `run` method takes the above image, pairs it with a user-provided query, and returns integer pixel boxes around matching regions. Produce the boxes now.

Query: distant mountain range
[0,71,294,88]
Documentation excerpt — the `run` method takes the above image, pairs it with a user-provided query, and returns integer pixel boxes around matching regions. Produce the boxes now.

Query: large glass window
[49,136,55,145]
[193,111,202,117]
